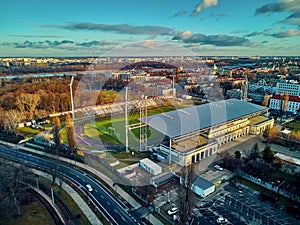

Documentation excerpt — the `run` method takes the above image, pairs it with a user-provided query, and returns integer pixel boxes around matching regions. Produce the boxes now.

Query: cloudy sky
[1,0,300,56]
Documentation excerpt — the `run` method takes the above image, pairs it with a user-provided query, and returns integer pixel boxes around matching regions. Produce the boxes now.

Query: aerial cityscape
[0,1,300,225]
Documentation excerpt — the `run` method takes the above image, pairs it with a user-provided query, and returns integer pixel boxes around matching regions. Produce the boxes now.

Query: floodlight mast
[69,75,75,120]
[125,87,129,152]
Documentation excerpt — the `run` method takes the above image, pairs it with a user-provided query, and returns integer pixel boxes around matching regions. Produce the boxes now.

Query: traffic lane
[0,146,139,225]
[48,162,137,225]
[62,168,136,225]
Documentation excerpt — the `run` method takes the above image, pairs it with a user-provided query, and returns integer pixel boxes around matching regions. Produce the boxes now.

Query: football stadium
[141,99,274,166]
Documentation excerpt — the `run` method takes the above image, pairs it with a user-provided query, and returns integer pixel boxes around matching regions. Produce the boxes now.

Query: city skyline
[1,0,300,57]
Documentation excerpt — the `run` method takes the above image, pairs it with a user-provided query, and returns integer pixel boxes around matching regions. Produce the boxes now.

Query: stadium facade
[141,99,274,166]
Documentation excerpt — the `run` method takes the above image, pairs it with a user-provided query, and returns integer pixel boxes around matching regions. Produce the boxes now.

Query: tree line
[0,76,124,131]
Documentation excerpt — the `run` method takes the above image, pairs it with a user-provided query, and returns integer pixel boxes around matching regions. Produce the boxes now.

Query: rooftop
[141,99,267,138]
[140,158,162,171]
[272,94,300,103]
[249,115,270,125]
[193,175,215,189]
[172,135,209,153]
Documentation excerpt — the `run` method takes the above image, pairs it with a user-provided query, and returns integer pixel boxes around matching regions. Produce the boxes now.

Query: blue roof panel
[141,99,267,138]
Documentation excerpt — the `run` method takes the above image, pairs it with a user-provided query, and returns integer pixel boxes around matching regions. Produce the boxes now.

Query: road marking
[100,195,104,198]
[107,202,111,205]
[94,189,98,193]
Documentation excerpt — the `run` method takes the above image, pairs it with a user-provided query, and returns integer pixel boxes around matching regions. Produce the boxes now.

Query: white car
[167,207,178,215]
[214,165,223,171]
[216,217,229,224]
[221,176,227,182]
[86,184,93,192]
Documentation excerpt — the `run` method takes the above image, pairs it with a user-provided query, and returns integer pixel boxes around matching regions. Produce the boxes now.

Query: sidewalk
[31,186,66,224]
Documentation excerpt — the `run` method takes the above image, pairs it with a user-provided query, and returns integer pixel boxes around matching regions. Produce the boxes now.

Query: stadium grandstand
[141,99,274,166]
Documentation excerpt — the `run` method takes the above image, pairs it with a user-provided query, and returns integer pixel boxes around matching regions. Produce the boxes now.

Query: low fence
[238,171,300,203]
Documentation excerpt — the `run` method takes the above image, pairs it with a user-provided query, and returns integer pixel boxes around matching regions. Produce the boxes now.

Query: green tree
[66,114,76,155]
[52,116,61,153]
[250,143,260,162]
[262,145,274,164]
[234,151,241,159]
[51,116,61,185]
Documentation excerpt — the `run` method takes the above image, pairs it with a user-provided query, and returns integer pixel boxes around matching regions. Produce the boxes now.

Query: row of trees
[50,114,77,185]
[223,143,275,171]
[0,76,124,130]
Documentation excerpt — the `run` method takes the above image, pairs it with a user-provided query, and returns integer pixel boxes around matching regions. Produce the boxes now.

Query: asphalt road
[0,144,141,225]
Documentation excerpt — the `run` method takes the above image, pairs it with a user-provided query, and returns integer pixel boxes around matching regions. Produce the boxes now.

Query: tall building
[269,94,300,114]
[276,80,300,96]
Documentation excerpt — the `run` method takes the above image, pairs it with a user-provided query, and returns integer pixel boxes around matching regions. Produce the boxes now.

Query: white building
[142,99,274,166]
[139,158,162,175]
[248,83,276,94]
[276,80,300,96]
[269,94,300,114]
[191,175,215,198]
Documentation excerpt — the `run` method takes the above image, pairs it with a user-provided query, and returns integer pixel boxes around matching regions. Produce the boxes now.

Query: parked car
[86,184,93,192]
[283,204,300,218]
[214,165,223,171]
[216,217,229,224]
[167,207,178,215]
[258,193,279,207]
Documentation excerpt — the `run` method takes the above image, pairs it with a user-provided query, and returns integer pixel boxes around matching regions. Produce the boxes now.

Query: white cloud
[271,29,300,38]
[191,0,218,16]
[181,30,193,39]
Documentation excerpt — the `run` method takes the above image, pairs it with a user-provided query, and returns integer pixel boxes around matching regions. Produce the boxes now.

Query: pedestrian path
[31,185,66,224]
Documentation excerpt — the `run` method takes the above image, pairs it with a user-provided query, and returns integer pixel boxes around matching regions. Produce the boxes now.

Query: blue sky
[1,0,300,56]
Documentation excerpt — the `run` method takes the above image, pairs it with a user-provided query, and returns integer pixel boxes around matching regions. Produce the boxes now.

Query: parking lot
[191,182,299,225]
[192,193,249,225]
[224,186,299,225]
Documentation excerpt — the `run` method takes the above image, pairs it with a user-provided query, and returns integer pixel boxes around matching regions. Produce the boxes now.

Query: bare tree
[66,114,77,155]
[16,93,40,119]
[282,93,289,114]
[265,125,281,142]
[262,94,270,107]
[178,164,195,224]
[5,110,23,131]
[0,159,34,219]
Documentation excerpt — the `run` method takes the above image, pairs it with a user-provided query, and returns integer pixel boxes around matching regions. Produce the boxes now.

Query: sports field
[83,105,177,148]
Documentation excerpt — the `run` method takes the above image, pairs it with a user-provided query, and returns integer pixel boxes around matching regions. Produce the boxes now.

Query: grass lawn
[2,200,55,225]
[82,106,175,149]
[40,178,91,225]
[285,120,300,131]
[17,127,42,139]
[238,177,294,205]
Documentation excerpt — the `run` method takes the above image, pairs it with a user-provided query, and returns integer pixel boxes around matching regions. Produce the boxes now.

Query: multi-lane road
[0,144,141,225]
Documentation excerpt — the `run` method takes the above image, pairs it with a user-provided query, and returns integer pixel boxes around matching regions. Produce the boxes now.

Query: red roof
[272,94,300,102]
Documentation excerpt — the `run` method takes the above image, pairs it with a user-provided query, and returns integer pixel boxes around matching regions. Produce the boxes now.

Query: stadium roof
[140,99,267,138]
